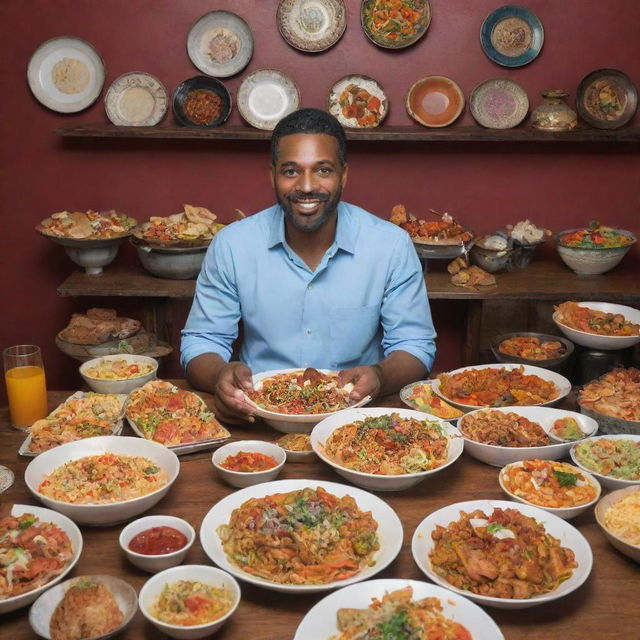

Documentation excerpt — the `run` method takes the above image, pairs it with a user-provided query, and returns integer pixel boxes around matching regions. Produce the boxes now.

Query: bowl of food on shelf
[504,219,552,267]
[119,514,196,573]
[470,233,518,273]
[491,332,574,369]
[36,209,138,275]
[405,75,465,128]
[389,204,475,261]
[556,222,636,275]
[212,440,286,488]
[172,75,232,128]
[243,367,371,433]
[328,74,388,129]
[275,432,316,462]
[498,458,601,519]
[310,407,464,491]
[595,485,640,563]
[553,300,640,350]
[24,435,180,525]
[399,379,463,420]
[570,434,640,490]
[79,353,158,394]
[29,574,137,640]
[578,367,640,435]
[458,406,598,467]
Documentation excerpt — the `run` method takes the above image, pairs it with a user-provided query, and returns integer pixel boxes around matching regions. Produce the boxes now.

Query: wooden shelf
[54,123,640,143]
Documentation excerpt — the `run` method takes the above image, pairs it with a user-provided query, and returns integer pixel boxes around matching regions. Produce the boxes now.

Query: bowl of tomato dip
[119,515,195,573]
[212,440,286,488]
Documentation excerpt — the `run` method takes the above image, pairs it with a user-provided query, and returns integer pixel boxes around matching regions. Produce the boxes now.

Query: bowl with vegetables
[212,440,286,488]
[79,354,158,394]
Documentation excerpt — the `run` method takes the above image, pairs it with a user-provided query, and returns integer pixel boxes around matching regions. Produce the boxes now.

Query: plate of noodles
[199,478,402,593]
[293,578,504,639]
[595,485,640,563]
[244,368,371,433]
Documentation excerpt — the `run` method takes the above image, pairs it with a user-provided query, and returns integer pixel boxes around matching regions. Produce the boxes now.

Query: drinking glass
[3,344,48,430]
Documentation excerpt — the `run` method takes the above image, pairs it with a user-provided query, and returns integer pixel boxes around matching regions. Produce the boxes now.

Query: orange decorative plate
[406,76,464,128]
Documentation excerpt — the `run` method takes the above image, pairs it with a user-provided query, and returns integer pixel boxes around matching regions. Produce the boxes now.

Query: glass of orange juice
[3,345,48,430]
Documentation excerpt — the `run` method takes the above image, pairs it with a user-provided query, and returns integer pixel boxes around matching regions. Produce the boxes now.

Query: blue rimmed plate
[480,5,544,67]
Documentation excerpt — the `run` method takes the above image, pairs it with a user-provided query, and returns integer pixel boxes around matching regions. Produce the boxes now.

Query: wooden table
[1,389,638,639]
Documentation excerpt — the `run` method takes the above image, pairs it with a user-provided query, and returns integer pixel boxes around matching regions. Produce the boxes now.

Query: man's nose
[296,169,316,192]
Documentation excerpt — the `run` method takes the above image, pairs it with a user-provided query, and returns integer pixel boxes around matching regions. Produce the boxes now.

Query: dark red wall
[1,0,639,392]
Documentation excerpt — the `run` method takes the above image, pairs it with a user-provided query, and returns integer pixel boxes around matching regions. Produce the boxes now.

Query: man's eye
[318,167,332,175]
[282,169,298,177]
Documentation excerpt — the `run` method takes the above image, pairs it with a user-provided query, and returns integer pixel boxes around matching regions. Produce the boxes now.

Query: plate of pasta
[199,479,403,593]
[293,579,504,639]
[311,407,464,491]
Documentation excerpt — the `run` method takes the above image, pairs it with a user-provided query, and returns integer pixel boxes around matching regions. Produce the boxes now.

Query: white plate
[433,363,572,412]
[237,69,300,130]
[293,578,504,639]
[187,11,253,77]
[411,499,593,609]
[311,407,463,491]
[27,36,105,113]
[199,478,403,593]
[0,504,83,615]
[458,406,598,467]
[553,301,640,350]
[245,368,370,432]
[105,72,168,126]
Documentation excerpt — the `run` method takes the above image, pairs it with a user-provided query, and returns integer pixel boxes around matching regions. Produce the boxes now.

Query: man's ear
[341,163,349,189]
[269,167,275,189]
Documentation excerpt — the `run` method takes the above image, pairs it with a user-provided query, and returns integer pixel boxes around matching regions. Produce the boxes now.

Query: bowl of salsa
[212,440,286,488]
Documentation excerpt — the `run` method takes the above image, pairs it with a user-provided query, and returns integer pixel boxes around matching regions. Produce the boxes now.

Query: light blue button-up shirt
[181,202,436,374]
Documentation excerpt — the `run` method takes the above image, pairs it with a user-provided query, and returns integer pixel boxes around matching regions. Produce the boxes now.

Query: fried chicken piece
[59,308,141,345]
[390,203,409,226]
[451,266,496,288]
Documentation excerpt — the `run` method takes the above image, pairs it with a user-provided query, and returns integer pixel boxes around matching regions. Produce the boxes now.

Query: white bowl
[411,499,593,609]
[212,440,286,488]
[247,368,371,433]
[80,354,158,394]
[29,574,137,639]
[24,435,180,525]
[553,301,640,350]
[310,407,464,491]
[433,363,572,412]
[199,478,403,593]
[459,406,598,467]
[138,565,240,639]
[570,434,640,490]
[119,515,196,573]
[595,485,640,563]
[556,228,635,275]
[498,460,601,519]
[0,504,83,614]
[293,578,504,640]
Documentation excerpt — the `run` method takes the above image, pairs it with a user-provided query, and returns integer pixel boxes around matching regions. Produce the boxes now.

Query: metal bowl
[132,238,207,279]
[491,332,574,370]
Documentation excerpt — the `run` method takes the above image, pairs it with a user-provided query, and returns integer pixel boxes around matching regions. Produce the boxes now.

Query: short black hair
[271,108,346,167]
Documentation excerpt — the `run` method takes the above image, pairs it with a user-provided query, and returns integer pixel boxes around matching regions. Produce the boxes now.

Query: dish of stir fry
[246,368,357,415]
[331,586,471,640]
[558,222,635,249]
[429,507,577,599]
[554,301,640,336]
[579,367,640,421]
[362,0,429,47]
[38,209,137,239]
[0,512,74,599]
[438,366,559,407]
[323,412,450,475]
[217,486,379,585]
[459,410,550,447]
[390,204,473,245]
[498,336,566,361]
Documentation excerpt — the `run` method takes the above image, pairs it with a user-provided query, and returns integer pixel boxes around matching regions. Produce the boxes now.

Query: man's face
[271,133,348,232]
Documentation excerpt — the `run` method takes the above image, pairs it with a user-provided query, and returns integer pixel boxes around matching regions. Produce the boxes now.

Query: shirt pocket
[328,304,380,365]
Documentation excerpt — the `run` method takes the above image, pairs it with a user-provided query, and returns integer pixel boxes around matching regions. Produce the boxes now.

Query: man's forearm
[185,353,228,394]
[375,350,428,396]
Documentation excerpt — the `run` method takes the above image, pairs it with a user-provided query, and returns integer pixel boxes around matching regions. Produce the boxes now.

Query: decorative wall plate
[470,78,529,129]
[328,74,388,128]
[406,75,465,128]
[105,72,168,126]
[361,0,431,49]
[172,76,232,128]
[277,0,347,52]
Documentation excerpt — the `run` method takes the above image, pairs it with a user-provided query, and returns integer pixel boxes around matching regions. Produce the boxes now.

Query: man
[181,108,436,423]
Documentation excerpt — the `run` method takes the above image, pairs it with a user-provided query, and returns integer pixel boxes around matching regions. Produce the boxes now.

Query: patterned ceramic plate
[27,37,105,113]
[480,5,544,67]
[237,69,300,130]
[361,0,431,49]
[470,78,529,129]
[277,0,347,52]
[105,72,168,126]
[187,10,253,77]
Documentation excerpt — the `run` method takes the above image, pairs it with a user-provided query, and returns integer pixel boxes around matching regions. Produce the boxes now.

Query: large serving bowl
[79,353,158,393]
[294,578,504,640]
[212,440,286,488]
[433,363,572,412]
[138,565,240,639]
[199,478,403,594]
[246,368,370,433]
[595,485,640,563]
[579,403,640,436]
[411,499,593,609]
[459,406,598,467]
[553,301,640,350]
[570,434,640,490]
[0,504,83,615]
[24,436,180,525]
[310,407,463,491]
[556,228,636,275]
[490,332,574,369]
[131,237,208,279]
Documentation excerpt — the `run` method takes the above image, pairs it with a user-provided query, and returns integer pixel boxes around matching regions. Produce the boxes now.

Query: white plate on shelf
[27,36,105,112]
[105,72,168,126]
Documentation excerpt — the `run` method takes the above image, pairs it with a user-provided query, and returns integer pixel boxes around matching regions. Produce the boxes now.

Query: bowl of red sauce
[212,440,286,488]
[119,515,196,573]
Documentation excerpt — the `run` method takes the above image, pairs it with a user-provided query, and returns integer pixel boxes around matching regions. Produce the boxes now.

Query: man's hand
[213,362,256,424]
[338,365,383,401]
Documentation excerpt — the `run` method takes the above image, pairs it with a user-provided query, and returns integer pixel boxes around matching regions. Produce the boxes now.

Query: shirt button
[306,329,312,335]
[307,284,313,290]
